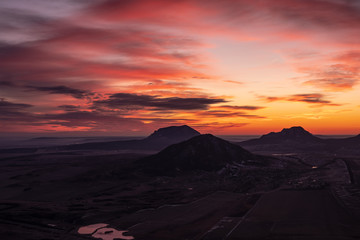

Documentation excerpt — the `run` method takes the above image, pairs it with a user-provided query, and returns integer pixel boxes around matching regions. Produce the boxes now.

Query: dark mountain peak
[164,133,244,150]
[142,134,261,174]
[279,126,312,137]
[185,133,223,143]
[240,126,322,148]
[173,133,240,150]
[261,126,317,140]
[146,125,200,141]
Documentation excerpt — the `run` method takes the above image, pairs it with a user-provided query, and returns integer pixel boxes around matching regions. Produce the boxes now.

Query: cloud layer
[0,0,358,134]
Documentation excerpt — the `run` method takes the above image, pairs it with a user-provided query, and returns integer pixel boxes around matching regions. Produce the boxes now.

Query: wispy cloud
[94,93,227,110]
[0,98,32,111]
[197,110,265,119]
[27,85,93,99]
[0,98,36,126]
[260,93,341,106]
[300,61,359,91]
[58,105,80,112]
[217,105,265,111]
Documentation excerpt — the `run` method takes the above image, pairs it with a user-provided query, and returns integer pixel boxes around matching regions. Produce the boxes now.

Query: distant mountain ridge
[1,125,359,155]
[53,125,200,151]
[270,126,316,139]
[244,126,321,145]
[0,125,200,154]
[239,126,360,153]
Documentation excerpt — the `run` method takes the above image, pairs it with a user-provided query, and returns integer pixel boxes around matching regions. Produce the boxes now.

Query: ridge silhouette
[140,134,276,174]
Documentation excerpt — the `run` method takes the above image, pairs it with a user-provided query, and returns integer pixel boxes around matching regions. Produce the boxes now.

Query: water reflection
[78,223,134,240]
[78,223,108,234]
[93,227,134,240]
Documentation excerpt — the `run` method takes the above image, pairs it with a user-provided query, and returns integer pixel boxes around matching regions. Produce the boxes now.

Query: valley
[0,126,360,239]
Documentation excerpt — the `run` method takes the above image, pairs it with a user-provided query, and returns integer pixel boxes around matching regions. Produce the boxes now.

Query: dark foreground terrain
[1,129,360,240]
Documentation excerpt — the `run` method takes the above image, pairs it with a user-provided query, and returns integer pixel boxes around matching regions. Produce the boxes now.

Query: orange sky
[0,0,359,135]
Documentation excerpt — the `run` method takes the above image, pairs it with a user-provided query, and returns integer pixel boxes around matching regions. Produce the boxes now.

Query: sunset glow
[1,0,360,135]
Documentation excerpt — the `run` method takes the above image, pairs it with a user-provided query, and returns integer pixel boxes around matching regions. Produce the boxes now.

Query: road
[223,189,360,240]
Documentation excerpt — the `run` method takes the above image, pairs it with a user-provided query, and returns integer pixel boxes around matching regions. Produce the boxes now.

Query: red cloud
[85,0,360,44]
[0,27,211,93]
[301,61,359,91]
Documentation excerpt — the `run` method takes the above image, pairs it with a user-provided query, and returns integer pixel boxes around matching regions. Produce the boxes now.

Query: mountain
[140,134,274,174]
[238,127,360,154]
[239,126,325,152]
[145,125,200,142]
[241,126,321,145]
[273,126,316,140]
[49,125,200,152]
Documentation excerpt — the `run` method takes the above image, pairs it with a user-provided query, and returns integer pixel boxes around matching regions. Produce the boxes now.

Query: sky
[0,0,360,136]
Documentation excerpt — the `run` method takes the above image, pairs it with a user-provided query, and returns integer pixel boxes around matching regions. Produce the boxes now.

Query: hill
[140,134,279,174]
